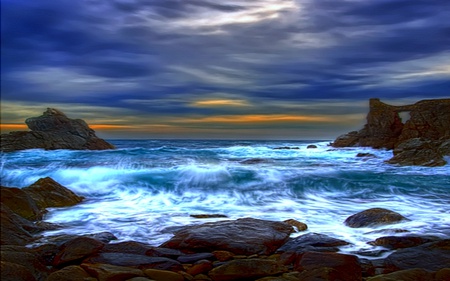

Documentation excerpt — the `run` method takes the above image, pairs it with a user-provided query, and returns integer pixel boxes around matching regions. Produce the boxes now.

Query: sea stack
[332,98,450,166]
[0,108,115,152]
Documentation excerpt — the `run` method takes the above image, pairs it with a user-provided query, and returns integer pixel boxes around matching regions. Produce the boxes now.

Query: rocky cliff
[332,98,450,166]
[0,108,115,152]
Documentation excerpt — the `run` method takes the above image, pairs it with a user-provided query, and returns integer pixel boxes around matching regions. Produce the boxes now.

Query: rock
[277,233,350,254]
[436,268,450,281]
[0,204,34,245]
[102,241,153,255]
[145,247,185,259]
[0,261,37,281]
[0,248,50,281]
[45,265,94,281]
[212,250,235,262]
[161,218,293,255]
[356,152,376,158]
[23,177,84,209]
[384,239,450,272]
[208,259,287,281]
[186,260,214,276]
[273,147,299,150]
[368,236,434,249]
[190,214,228,219]
[144,269,184,281]
[386,138,447,166]
[294,251,362,281]
[240,158,269,164]
[344,208,409,228]
[365,268,433,281]
[84,253,183,271]
[332,98,450,166]
[81,263,144,281]
[0,187,44,220]
[306,145,317,149]
[0,108,115,152]
[283,219,307,232]
[177,252,215,263]
[53,236,105,266]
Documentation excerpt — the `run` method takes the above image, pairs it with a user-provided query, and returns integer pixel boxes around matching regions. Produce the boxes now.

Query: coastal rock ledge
[0,108,115,152]
[332,98,450,166]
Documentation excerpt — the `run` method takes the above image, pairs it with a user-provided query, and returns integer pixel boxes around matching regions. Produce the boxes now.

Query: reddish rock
[53,236,105,266]
[283,219,307,232]
[1,246,50,281]
[143,269,184,281]
[161,218,293,255]
[81,263,144,281]
[344,208,408,228]
[186,260,213,276]
[0,187,43,220]
[208,259,287,281]
[0,204,34,245]
[23,177,84,208]
[45,265,94,281]
[277,232,350,253]
[0,261,37,281]
[294,251,362,281]
[0,108,115,152]
[212,250,235,262]
[368,235,434,249]
[365,268,433,281]
[102,241,153,255]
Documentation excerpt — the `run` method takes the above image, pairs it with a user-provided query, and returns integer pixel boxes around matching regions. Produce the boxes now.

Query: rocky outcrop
[0,108,115,152]
[332,98,450,166]
[344,208,409,228]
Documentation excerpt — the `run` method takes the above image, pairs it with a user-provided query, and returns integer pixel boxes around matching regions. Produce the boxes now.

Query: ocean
[1,139,449,257]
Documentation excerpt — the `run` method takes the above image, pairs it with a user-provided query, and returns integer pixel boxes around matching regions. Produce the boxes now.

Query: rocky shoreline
[1,177,449,281]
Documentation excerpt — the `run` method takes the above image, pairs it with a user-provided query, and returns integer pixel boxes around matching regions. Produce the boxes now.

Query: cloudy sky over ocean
[1,0,450,139]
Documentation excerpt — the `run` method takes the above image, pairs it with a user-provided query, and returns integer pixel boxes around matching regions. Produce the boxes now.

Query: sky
[1,0,450,140]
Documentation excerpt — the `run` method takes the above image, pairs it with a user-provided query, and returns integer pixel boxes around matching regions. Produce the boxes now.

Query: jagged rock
[161,218,293,255]
[53,236,105,266]
[0,261,37,281]
[0,108,115,152]
[0,205,34,245]
[367,236,434,249]
[332,98,450,166]
[277,233,350,253]
[0,249,50,281]
[0,187,44,221]
[208,259,288,281]
[344,208,408,228]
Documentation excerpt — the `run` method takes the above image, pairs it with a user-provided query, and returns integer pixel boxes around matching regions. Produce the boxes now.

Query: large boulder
[0,108,115,152]
[332,98,450,166]
[161,218,293,255]
[344,208,409,228]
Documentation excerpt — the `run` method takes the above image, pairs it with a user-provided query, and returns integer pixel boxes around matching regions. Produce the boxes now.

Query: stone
[53,236,105,266]
[0,249,49,281]
[0,204,34,245]
[186,260,213,276]
[0,108,115,152]
[177,252,215,263]
[306,145,317,149]
[0,261,37,281]
[161,218,293,255]
[102,241,153,255]
[81,263,144,281]
[332,98,450,166]
[208,259,287,281]
[365,268,433,281]
[356,152,376,158]
[143,269,184,281]
[283,219,307,232]
[212,251,235,262]
[344,208,408,228]
[294,251,362,281]
[46,265,94,281]
[384,239,450,272]
[368,236,434,249]
[190,214,228,219]
[0,187,44,220]
[145,247,185,259]
[23,177,84,208]
[277,232,350,253]
[84,252,183,271]
[435,268,450,281]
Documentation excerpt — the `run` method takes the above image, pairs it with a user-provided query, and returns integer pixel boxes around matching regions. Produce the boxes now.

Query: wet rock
[53,236,105,266]
[46,265,94,281]
[144,269,184,281]
[161,218,293,255]
[356,152,377,158]
[177,252,215,263]
[384,239,450,272]
[1,187,44,220]
[0,261,37,281]
[1,248,50,281]
[365,268,433,281]
[283,219,307,232]
[190,214,228,219]
[344,208,409,228]
[208,259,287,281]
[306,145,317,149]
[23,177,84,209]
[274,147,299,150]
[82,263,144,281]
[294,251,362,281]
[368,235,434,249]
[186,259,214,276]
[436,268,450,281]
[0,108,115,152]
[84,252,183,271]
[0,204,34,245]
[277,233,350,253]
[103,241,153,255]
[212,250,235,262]
[387,138,447,166]
[240,158,269,164]
[146,247,185,259]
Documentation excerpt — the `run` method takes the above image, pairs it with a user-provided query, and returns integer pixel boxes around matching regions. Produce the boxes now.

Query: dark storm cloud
[1,0,449,135]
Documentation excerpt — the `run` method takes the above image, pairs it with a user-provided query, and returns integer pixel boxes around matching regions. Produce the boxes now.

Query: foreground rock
[0,108,115,152]
[332,98,450,166]
[161,217,294,255]
[344,208,409,228]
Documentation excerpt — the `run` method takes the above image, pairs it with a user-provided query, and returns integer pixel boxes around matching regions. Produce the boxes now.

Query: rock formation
[332,98,450,166]
[0,108,115,152]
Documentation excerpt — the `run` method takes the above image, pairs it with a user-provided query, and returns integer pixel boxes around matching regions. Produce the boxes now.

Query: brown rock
[208,259,287,281]
[102,241,153,255]
[161,218,293,255]
[212,251,235,262]
[277,232,350,253]
[186,260,213,276]
[387,138,447,166]
[23,177,84,208]
[143,269,184,281]
[294,251,362,281]
[435,268,450,281]
[0,204,34,245]
[46,265,94,281]
[0,108,115,152]
[0,248,49,281]
[53,236,105,266]
[344,208,408,228]
[81,263,144,281]
[0,187,43,220]
[365,268,433,281]
[283,219,307,232]
[368,236,434,249]
[0,261,37,281]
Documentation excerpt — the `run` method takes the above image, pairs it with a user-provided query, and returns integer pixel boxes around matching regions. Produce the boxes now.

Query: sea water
[1,140,449,257]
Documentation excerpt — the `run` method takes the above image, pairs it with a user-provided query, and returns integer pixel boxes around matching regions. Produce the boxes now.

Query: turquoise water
[1,139,449,256]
